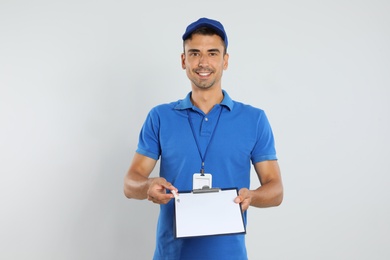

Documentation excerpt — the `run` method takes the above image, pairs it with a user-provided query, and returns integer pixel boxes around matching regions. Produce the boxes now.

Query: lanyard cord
[187,107,223,176]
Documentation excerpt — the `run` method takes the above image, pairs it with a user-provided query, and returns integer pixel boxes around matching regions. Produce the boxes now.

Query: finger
[148,193,175,204]
[238,188,250,200]
[241,203,249,212]
[234,196,242,204]
[164,184,179,196]
[163,182,177,192]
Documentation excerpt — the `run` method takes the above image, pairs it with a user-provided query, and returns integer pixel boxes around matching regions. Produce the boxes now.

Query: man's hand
[234,188,252,212]
[147,177,177,204]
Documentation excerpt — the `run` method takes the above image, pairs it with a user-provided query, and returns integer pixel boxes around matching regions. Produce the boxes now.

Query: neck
[191,88,224,114]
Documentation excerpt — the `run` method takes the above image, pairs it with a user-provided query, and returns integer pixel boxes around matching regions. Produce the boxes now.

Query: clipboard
[173,187,246,238]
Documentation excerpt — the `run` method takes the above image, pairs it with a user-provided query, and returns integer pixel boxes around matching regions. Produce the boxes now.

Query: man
[124,17,283,260]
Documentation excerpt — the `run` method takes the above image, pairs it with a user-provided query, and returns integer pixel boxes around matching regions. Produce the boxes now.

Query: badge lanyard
[187,107,223,176]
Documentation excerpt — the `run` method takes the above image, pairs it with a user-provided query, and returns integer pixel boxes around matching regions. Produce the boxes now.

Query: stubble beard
[192,79,215,90]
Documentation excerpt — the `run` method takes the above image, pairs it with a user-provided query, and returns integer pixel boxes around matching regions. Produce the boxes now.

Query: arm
[123,153,177,204]
[235,160,283,211]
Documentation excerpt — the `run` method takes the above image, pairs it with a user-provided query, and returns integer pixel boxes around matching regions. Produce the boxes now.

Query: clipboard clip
[192,185,220,194]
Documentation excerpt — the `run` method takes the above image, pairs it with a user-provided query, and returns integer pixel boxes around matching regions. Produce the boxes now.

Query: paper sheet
[174,188,246,238]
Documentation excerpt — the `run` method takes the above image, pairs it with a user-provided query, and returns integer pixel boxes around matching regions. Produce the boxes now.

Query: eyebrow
[187,48,221,53]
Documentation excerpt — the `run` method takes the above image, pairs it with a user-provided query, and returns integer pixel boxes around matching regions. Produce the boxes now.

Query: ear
[223,53,229,70]
[181,53,186,69]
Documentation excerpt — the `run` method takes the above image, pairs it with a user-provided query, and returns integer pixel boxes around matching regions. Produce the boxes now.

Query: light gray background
[1,0,389,259]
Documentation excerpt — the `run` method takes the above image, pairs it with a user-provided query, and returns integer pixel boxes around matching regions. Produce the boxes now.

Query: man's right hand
[147,177,177,204]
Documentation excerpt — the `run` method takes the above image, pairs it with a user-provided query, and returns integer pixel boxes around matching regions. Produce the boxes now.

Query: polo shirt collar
[174,89,234,111]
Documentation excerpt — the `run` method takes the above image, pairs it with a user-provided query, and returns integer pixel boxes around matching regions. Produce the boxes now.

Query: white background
[1,0,389,259]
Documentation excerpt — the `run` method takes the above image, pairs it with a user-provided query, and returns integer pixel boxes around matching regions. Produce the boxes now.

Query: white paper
[174,189,246,238]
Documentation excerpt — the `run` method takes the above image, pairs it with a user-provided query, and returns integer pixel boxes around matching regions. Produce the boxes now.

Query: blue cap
[182,17,228,48]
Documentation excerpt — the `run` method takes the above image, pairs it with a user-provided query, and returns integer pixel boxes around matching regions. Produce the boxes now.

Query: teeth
[199,73,210,76]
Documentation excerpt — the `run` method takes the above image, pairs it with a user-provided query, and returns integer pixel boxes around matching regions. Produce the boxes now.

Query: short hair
[183,27,227,54]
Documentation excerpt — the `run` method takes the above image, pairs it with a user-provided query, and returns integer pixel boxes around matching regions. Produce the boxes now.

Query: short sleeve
[136,108,161,160]
[251,111,277,164]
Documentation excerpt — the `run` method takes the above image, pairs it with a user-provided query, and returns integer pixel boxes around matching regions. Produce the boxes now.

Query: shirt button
[205,117,208,121]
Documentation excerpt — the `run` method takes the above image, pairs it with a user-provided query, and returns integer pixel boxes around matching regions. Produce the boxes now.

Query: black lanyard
[186,107,223,175]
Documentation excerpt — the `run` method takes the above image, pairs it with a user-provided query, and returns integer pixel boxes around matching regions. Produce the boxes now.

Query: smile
[198,72,211,77]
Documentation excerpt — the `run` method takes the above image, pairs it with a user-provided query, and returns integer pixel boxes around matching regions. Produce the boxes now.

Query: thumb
[163,182,177,192]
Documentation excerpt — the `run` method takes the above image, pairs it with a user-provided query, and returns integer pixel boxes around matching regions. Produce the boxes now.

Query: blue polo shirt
[136,90,277,260]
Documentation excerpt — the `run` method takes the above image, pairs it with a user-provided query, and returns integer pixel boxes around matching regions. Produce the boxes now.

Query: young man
[124,17,283,260]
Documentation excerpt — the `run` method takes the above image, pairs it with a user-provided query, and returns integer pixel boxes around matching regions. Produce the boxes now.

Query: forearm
[124,153,158,200]
[124,172,154,200]
[247,160,283,208]
[250,180,283,208]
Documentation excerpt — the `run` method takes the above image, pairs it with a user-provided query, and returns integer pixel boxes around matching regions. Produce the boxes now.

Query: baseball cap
[182,17,228,48]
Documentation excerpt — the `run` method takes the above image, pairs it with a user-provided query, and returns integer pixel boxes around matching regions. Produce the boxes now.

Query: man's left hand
[234,188,252,212]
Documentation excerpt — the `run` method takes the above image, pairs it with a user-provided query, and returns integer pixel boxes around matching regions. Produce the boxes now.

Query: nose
[198,54,208,67]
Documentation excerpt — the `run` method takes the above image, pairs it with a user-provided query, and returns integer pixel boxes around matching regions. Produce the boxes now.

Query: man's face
[181,34,229,90]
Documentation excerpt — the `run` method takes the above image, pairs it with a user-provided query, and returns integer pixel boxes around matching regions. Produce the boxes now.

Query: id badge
[193,173,212,190]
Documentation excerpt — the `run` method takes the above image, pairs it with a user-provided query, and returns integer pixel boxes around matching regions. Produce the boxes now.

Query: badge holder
[193,173,212,190]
